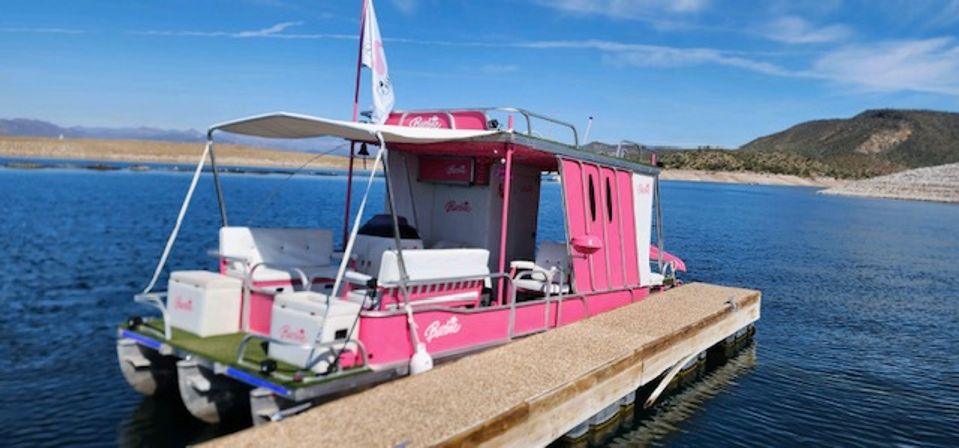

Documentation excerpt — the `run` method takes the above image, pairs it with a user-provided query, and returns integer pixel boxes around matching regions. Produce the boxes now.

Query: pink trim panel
[617,170,640,285]
[358,286,651,368]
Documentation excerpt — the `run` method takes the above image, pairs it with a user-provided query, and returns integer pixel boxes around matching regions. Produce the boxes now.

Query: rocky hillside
[821,162,959,203]
[742,109,959,177]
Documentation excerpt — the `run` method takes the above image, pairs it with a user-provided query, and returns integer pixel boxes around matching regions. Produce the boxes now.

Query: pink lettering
[279,325,307,344]
[444,200,472,213]
[172,296,193,311]
[446,164,467,175]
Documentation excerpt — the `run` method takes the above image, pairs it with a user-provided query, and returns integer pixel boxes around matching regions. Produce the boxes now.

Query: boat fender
[409,343,433,375]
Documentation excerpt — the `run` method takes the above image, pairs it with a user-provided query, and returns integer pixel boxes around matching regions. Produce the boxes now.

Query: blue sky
[1,0,958,147]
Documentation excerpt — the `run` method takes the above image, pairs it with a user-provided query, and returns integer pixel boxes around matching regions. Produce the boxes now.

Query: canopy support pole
[655,175,664,273]
[342,142,356,247]
[207,133,228,227]
[142,141,211,294]
[380,134,431,373]
[496,143,515,306]
[329,140,383,302]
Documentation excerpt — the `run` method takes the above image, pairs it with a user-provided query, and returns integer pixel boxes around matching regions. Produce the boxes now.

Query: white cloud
[763,16,850,44]
[538,0,709,19]
[929,0,959,27]
[132,21,358,40]
[480,64,519,74]
[235,21,302,37]
[128,21,959,97]
[391,0,418,14]
[521,39,795,76]
[812,38,959,95]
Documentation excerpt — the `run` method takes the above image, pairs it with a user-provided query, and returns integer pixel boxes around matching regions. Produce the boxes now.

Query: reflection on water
[610,343,758,447]
[116,395,247,447]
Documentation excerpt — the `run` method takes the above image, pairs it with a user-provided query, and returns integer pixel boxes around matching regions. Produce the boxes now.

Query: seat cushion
[535,242,569,272]
[514,278,569,294]
[377,248,489,284]
[249,265,340,284]
[647,272,665,286]
[351,235,423,277]
[219,227,334,282]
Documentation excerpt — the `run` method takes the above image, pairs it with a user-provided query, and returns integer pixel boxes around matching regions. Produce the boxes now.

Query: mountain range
[5,109,959,179]
[0,118,344,154]
[741,109,959,176]
[605,109,959,179]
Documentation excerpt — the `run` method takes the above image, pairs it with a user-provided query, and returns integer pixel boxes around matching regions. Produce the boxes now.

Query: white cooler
[268,291,361,372]
[167,271,242,337]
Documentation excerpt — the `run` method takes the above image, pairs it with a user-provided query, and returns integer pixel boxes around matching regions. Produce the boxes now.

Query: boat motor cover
[358,214,420,239]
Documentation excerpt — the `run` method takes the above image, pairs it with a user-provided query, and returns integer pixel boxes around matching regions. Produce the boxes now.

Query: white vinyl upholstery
[219,227,335,283]
[512,241,571,294]
[345,248,490,309]
[351,234,423,277]
[647,272,665,287]
[377,249,490,284]
[513,278,568,294]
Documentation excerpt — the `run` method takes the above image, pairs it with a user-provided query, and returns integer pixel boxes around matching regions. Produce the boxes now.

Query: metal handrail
[235,333,370,382]
[133,292,172,339]
[372,271,512,289]
[371,106,580,147]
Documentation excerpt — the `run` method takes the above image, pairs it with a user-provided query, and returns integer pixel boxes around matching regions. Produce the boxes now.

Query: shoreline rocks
[820,162,959,204]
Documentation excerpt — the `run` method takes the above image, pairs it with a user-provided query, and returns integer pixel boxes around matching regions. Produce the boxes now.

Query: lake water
[1,168,957,447]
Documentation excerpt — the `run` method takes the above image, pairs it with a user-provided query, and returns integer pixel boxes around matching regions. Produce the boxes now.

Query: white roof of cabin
[208,112,500,143]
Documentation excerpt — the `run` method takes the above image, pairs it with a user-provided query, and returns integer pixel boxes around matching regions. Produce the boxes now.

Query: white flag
[361,0,394,124]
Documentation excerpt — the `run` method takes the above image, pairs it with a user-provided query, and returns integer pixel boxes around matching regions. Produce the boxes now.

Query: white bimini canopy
[208,112,500,144]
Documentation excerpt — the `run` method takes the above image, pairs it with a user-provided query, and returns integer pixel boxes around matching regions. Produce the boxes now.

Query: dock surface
[205,282,761,447]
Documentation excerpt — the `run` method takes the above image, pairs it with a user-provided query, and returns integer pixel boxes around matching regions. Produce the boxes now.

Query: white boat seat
[513,278,570,294]
[219,227,334,284]
[647,272,665,287]
[351,234,423,277]
[511,241,571,295]
[348,248,490,309]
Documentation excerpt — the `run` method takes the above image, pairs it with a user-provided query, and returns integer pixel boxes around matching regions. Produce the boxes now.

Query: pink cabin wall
[561,158,646,293]
[581,163,610,291]
[617,170,640,286]
[560,159,591,292]
[601,168,625,289]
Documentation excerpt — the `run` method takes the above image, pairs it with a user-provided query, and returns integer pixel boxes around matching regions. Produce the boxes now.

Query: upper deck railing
[367,106,581,147]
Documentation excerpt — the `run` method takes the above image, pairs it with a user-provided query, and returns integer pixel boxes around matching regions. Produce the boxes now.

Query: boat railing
[379,106,581,147]
[133,292,173,339]
[234,333,371,383]
[215,252,334,291]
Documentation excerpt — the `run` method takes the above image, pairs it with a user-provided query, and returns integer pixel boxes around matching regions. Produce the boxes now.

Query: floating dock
[203,282,760,447]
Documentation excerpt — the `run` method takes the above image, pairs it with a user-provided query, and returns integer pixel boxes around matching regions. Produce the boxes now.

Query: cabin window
[588,174,597,222]
[606,177,614,222]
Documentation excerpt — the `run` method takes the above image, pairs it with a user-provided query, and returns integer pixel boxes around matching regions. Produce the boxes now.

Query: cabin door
[560,159,641,293]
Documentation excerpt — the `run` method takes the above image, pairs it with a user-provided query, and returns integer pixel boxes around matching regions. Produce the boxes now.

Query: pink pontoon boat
[117,107,686,424]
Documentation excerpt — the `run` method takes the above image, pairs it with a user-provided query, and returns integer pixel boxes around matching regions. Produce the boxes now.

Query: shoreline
[659,169,842,188]
[819,162,959,204]
[1,136,845,187]
[0,135,350,169]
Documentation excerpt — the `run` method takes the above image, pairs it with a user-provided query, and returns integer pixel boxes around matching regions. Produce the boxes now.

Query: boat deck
[122,320,370,390]
[202,282,761,447]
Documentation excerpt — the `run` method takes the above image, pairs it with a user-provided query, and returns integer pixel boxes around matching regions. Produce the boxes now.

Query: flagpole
[343,0,368,247]
[351,0,368,122]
